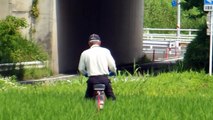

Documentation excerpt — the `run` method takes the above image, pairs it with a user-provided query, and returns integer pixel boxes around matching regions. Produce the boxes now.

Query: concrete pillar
[51,0,59,74]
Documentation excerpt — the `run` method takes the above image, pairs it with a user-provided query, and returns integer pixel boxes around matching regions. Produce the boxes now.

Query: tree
[144,0,176,28]
[182,0,203,11]
[144,0,205,28]
[182,0,209,72]
[182,0,205,18]
[183,26,209,72]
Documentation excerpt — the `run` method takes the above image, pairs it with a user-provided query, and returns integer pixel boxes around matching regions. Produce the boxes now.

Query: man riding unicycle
[78,34,116,101]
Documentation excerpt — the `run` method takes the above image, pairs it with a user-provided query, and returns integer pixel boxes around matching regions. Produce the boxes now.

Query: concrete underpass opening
[56,0,144,74]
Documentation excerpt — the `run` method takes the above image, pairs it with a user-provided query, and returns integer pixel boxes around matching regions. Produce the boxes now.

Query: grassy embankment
[0,71,213,120]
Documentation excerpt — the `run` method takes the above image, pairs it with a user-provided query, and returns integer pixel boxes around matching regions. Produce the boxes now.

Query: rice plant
[1,71,213,120]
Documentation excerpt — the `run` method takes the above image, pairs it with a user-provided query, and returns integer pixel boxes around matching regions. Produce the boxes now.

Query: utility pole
[177,0,181,37]
[210,11,213,75]
[204,0,213,76]
[176,0,181,50]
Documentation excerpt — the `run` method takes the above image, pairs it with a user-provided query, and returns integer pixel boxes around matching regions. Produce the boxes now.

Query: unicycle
[93,84,106,111]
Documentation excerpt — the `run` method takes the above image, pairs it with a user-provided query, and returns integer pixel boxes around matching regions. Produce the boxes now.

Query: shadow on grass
[0,64,25,81]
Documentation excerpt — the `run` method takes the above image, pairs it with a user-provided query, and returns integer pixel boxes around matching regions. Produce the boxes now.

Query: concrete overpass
[0,0,144,74]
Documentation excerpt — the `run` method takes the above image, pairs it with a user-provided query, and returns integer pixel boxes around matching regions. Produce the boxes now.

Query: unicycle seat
[93,84,105,91]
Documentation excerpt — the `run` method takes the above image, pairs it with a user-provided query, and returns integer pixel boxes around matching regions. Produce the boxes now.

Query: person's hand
[109,71,116,76]
[84,72,88,77]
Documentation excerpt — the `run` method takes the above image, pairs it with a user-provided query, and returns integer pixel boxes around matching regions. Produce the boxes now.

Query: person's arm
[106,50,117,74]
[78,53,87,75]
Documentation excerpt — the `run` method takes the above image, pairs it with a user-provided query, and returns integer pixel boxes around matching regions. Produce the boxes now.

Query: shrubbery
[0,16,48,63]
[0,76,24,91]
[0,16,51,80]
[183,26,209,72]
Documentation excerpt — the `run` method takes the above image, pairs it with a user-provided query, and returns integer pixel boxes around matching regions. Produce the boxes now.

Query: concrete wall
[34,0,53,54]
[0,0,10,19]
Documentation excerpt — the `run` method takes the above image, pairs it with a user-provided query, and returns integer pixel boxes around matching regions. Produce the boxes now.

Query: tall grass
[1,71,213,120]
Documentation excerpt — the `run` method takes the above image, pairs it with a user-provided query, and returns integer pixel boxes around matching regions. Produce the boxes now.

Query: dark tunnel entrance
[56,0,144,74]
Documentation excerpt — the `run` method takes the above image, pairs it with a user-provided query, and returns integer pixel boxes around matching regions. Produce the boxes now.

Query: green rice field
[1,71,213,120]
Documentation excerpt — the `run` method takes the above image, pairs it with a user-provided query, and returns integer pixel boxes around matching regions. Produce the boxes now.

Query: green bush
[0,16,50,80]
[0,76,20,91]
[183,26,209,72]
[23,67,53,80]
[0,16,48,63]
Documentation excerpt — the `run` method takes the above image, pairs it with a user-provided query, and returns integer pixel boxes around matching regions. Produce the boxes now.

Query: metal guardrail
[143,28,200,61]
[143,28,199,34]
[0,61,47,71]
[143,28,199,49]
[143,28,199,42]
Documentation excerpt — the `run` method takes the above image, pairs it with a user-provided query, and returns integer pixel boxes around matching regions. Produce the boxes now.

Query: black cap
[89,34,101,41]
